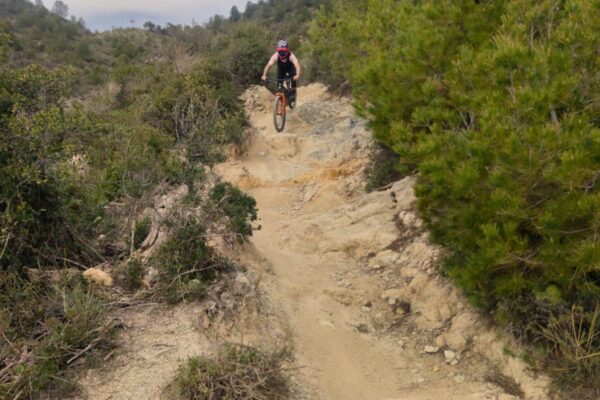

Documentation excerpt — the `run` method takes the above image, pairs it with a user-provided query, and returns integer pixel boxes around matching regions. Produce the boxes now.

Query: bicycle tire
[273,94,286,132]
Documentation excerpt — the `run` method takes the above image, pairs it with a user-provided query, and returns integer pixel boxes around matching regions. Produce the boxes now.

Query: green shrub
[164,342,292,400]
[364,142,403,192]
[311,0,600,393]
[210,183,258,239]
[122,258,145,292]
[133,217,151,250]
[152,218,221,304]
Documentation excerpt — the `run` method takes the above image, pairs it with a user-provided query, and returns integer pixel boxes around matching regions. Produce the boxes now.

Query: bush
[0,272,116,399]
[122,258,145,292]
[164,342,292,400]
[364,142,403,192]
[311,0,600,393]
[210,183,258,239]
[152,218,222,304]
[133,217,151,250]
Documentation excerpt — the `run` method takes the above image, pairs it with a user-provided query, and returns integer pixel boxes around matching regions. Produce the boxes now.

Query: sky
[40,0,250,31]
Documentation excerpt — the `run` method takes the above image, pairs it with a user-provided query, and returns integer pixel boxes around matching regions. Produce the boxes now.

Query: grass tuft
[164,342,293,400]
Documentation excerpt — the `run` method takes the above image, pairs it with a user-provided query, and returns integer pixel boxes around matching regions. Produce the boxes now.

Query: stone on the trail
[454,374,465,384]
[381,288,406,302]
[435,334,447,348]
[398,211,422,229]
[233,272,252,295]
[424,345,439,353]
[368,250,399,271]
[450,359,459,366]
[391,177,417,212]
[444,350,456,363]
[438,303,455,321]
[83,268,113,287]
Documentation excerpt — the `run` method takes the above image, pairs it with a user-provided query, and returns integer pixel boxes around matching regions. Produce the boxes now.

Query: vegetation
[164,342,293,400]
[310,0,600,395]
[0,271,117,398]
[0,0,305,397]
[209,183,258,239]
[152,218,222,304]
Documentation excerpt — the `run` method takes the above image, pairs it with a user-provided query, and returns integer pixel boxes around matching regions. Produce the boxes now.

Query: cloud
[41,0,249,30]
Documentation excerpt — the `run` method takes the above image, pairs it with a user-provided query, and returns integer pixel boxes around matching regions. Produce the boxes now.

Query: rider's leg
[288,67,297,102]
[276,67,286,90]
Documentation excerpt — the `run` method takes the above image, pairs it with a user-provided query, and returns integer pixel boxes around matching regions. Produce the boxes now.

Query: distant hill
[1,0,328,86]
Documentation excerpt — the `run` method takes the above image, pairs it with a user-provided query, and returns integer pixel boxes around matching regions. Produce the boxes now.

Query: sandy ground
[77,84,553,400]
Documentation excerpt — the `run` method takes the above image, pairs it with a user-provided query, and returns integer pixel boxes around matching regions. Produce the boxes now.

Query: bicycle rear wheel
[273,94,286,132]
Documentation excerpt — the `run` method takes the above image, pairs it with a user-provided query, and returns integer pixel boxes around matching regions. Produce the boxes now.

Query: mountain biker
[261,40,301,101]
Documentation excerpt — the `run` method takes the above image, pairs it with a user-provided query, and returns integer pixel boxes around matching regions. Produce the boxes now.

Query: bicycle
[265,78,296,132]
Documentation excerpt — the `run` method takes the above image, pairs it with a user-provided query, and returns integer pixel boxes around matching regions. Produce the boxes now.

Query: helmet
[277,40,289,60]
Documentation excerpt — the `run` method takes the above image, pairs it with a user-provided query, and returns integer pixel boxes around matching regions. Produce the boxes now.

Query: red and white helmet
[277,40,289,60]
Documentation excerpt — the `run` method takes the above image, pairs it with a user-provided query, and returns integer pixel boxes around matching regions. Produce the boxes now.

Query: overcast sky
[40,0,250,31]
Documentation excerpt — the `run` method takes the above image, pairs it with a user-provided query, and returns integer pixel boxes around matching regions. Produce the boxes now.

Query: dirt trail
[216,84,552,400]
[77,84,552,400]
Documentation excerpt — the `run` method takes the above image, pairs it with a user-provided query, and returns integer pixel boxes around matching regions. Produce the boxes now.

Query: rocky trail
[78,84,552,400]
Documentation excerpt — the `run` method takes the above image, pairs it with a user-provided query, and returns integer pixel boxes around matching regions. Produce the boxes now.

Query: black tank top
[277,53,294,72]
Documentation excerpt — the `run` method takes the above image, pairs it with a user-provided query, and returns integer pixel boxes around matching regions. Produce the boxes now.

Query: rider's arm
[261,53,278,80]
[290,53,301,80]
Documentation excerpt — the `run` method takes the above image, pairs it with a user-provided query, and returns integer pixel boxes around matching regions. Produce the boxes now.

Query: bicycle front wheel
[273,94,286,132]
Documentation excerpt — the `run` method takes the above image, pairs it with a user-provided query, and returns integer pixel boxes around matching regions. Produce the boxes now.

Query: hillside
[310,0,600,397]
[0,1,326,399]
[2,0,600,398]
[76,83,550,400]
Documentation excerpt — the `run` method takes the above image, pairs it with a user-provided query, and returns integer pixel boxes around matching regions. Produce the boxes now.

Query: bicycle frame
[266,78,295,132]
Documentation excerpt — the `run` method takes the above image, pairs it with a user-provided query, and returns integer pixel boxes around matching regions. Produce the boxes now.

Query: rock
[438,303,454,321]
[450,359,459,366]
[233,273,252,295]
[351,322,369,333]
[83,268,113,287]
[398,211,422,229]
[444,350,456,363]
[435,335,447,348]
[368,250,399,271]
[381,288,406,302]
[446,312,478,352]
[391,177,417,212]
[424,345,439,354]
[454,375,465,384]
